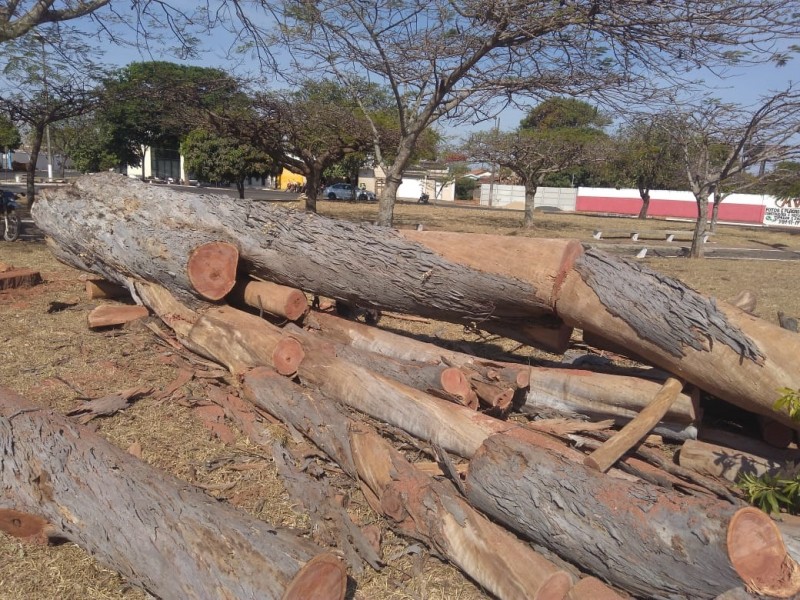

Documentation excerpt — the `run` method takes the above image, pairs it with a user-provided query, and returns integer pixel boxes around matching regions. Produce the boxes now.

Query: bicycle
[1,190,21,242]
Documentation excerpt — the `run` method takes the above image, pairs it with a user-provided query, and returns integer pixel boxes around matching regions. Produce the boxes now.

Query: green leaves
[774,387,800,422]
[738,472,800,515]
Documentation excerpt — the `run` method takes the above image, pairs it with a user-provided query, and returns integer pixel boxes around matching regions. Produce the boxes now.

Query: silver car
[322,183,376,201]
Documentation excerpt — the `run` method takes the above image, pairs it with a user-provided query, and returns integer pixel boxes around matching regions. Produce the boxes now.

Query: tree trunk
[33,173,800,430]
[26,126,44,204]
[690,195,709,258]
[523,180,537,228]
[236,178,245,199]
[637,188,651,219]
[304,167,321,213]
[0,386,345,600]
[710,193,721,232]
[379,136,417,226]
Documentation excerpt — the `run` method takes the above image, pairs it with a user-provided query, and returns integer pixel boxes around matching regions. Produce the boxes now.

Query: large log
[678,439,800,483]
[465,433,800,600]
[0,386,345,600]
[34,174,800,428]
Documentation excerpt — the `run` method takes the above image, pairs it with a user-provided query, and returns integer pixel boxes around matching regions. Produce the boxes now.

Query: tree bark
[637,187,651,220]
[111,281,795,600]
[33,173,800,429]
[464,433,787,600]
[0,386,345,600]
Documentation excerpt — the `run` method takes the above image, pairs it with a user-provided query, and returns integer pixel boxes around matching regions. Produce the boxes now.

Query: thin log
[186,241,238,301]
[726,507,800,598]
[584,377,684,472]
[0,386,345,600]
[678,439,800,483]
[87,304,149,329]
[311,311,697,437]
[228,279,309,321]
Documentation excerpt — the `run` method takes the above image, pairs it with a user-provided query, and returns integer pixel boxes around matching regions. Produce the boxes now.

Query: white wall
[479,185,578,211]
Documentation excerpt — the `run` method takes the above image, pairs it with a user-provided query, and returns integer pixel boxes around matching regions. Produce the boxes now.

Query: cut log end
[282,553,347,600]
[727,507,800,599]
[440,367,473,400]
[272,337,305,376]
[187,241,238,301]
[536,570,574,600]
[566,576,626,600]
[283,289,310,321]
[0,509,53,544]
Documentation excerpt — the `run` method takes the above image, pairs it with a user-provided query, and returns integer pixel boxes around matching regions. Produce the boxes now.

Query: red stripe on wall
[575,196,765,224]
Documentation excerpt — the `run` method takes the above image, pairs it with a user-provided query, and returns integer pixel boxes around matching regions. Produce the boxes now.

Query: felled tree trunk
[0,387,345,600]
[465,433,800,600]
[118,283,780,600]
[33,173,800,428]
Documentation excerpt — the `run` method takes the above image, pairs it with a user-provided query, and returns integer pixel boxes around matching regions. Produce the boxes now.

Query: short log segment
[0,386,344,600]
[242,368,574,600]
[465,433,754,600]
[228,279,309,321]
[87,304,149,329]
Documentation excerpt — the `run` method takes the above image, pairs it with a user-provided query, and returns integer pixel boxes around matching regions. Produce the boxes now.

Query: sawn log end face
[187,242,239,301]
[727,507,800,599]
[281,553,347,600]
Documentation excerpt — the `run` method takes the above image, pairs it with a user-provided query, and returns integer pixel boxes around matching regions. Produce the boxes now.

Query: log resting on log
[242,368,574,600]
[34,173,800,428]
[678,439,800,483]
[465,433,799,600]
[128,283,776,599]
[0,386,344,600]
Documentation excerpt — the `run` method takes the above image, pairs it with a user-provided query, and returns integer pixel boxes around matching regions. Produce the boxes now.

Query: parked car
[322,183,376,202]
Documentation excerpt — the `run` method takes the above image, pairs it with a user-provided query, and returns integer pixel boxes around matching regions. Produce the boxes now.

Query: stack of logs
[5,172,800,600]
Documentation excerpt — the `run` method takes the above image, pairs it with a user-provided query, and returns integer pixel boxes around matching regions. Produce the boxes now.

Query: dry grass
[1,199,798,600]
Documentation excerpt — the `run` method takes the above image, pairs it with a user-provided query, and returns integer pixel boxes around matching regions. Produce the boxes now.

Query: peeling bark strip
[0,387,344,600]
[574,249,764,363]
[34,173,544,322]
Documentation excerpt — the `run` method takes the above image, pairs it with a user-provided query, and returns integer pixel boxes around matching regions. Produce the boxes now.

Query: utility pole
[487,117,499,207]
[38,35,54,182]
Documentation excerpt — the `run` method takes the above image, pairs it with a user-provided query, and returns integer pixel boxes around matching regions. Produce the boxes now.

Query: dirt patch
[1,201,799,600]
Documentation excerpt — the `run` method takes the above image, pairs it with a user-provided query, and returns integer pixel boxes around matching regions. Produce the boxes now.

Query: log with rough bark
[465,433,800,600]
[242,367,575,600]
[35,174,800,428]
[127,283,782,599]
[0,386,345,600]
